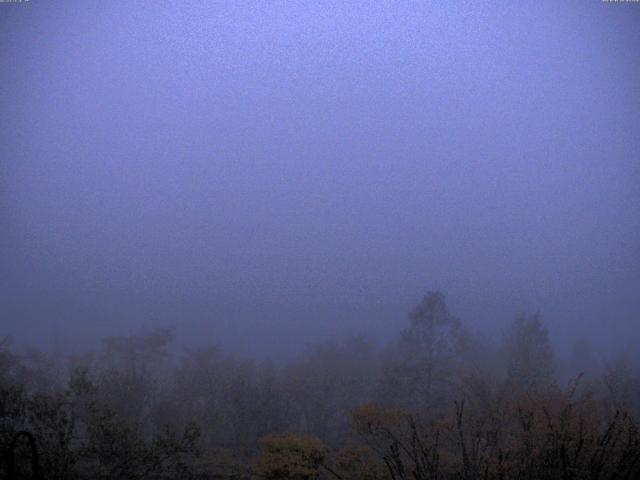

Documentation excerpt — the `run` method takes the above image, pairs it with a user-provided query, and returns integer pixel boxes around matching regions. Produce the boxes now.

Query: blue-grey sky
[1,1,639,357]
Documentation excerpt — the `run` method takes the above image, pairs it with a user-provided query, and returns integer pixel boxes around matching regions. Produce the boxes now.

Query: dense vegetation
[2,292,639,479]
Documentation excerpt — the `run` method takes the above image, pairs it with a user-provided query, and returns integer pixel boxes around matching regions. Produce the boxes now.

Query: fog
[3,3,640,479]
[1,2,639,358]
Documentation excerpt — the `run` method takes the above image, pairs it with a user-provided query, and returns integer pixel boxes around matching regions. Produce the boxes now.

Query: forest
[2,291,639,479]
[3,1,640,479]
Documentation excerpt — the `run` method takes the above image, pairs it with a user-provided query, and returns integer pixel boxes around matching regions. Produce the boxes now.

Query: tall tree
[377,291,467,411]
[503,313,555,393]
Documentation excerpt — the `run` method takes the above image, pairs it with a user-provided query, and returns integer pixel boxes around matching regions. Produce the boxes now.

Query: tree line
[1,291,639,479]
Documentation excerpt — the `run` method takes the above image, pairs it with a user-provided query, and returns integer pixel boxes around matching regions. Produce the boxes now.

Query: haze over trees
[2,1,639,479]
[2,292,639,479]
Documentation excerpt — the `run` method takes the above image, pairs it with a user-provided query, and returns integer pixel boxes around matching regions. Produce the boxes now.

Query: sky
[1,1,639,358]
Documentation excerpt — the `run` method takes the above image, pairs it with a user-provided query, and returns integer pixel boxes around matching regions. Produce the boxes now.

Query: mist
[1,2,640,478]
[2,1,639,358]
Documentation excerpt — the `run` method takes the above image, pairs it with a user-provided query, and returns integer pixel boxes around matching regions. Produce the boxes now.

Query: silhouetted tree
[377,291,467,412]
[503,313,555,393]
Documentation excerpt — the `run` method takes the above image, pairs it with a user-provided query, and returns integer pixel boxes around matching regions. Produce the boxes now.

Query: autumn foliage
[1,292,639,479]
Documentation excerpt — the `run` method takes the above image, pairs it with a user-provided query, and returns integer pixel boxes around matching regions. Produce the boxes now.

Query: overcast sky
[1,1,639,358]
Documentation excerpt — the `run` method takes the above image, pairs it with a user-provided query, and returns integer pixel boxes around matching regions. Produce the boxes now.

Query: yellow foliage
[351,404,406,435]
[255,433,327,480]
[334,445,388,480]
